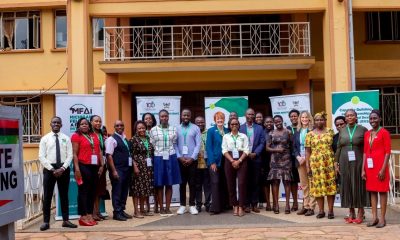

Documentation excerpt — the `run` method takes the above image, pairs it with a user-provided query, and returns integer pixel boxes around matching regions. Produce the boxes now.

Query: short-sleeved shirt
[71,132,101,165]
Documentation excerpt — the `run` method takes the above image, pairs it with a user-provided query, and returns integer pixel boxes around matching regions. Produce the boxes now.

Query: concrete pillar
[105,73,119,130]
[67,0,93,94]
[323,0,352,124]
[294,69,310,94]
[0,223,15,240]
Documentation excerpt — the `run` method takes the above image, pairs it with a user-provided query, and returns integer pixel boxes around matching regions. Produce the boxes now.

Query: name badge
[128,157,133,166]
[163,151,169,160]
[367,158,374,169]
[248,144,253,151]
[182,145,189,155]
[232,149,239,159]
[348,151,356,161]
[146,158,152,167]
[204,150,208,159]
[91,155,98,165]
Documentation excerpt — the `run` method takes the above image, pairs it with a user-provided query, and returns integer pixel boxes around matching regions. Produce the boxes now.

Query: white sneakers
[177,206,199,215]
[177,206,187,215]
[189,206,199,215]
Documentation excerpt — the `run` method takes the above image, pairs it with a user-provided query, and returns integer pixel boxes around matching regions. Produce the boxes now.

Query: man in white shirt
[38,116,77,231]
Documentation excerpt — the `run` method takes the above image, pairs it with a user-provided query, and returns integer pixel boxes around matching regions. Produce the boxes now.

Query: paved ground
[16,201,400,239]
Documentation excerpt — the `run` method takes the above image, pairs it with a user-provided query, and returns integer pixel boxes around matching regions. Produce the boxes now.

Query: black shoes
[113,213,127,221]
[40,223,50,231]
[62,220,78,228]
[121,211,133,219]
[205,206,210,212]
[316,212,326,219]
[196,206,202,213]
[305,209,315,216]
[297,208,308,215]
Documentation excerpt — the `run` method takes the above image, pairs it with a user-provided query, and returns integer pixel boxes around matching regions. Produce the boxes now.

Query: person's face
[181,110,191,124]
[215,117,225,127]
[136,123,146,137]
[144,114,153,128]
[195,117,205,132]
[264,118,274,130]
[274,117,283,129]
[255,113,263,125]
[114,121,125,134]
[230,119,240,132]
[345,111,357,125]
[229,112,238,120]
[300,113,310,127]
[159,112,169,125]
[334,119,346,131]
[50,117,62,133]
[314,116,325,129]
[289,112,299,126]
[369,113,381,129]
[245,109,255,123]
[79,119,90,133]
[91,116,102,131]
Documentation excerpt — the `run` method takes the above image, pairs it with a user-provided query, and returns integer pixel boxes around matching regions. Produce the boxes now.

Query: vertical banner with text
[55,94,105,220]
[136,96,181,203]
[0,106,25,227]
[204,97,248,128]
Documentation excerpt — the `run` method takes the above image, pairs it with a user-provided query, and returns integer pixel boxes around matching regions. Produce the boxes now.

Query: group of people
[38,107,391,230]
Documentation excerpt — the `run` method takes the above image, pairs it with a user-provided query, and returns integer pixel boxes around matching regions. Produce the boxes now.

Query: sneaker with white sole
[189,206,199,215]
[177,206,187,215]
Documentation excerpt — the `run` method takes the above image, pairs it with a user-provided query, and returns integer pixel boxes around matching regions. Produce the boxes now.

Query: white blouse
[221,132,250,155]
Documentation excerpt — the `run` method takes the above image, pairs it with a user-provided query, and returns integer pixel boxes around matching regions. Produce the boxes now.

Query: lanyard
[231,134,239,148]
[201,132,207,146]
[97,133,104,151]
[181,123,191,145]
[347,125,357,150]
[161,126,169,149]
[247,126,254,139]
[141,137,150,158]
[290,126,295,135]
[83,134,94,152]
[300,128,307,145]
[217,127,225,137]
[121,138,131,156]
[369,127,381,152]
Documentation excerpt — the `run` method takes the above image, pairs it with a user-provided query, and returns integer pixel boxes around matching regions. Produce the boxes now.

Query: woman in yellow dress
[305,112,336,219]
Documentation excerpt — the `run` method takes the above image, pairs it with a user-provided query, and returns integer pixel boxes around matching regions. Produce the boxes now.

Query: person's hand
[361,169,366,180]
[297,156,305,166]
[210,163,217,172]
[178,157,186,165]
[53,168,64,178]
[112,170,120,180]
[334,163,340,176]
[185,158,194,166]
[378,169,386,181]
[307,167,312,177]
[276,148,284,153]
[249,153,256,159]
[134,165,140,175]
[98,166,104,177]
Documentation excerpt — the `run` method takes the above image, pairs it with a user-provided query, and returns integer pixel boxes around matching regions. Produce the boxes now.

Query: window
[55,10,67,48]
[0,11,40,50]
[0,96,42,143]
[93,18,104,48]
[371,87,400,135]
[367,12,400,41]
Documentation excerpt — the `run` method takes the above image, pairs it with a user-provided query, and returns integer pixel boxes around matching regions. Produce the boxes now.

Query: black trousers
[195,168,211,208]
[110,167,130,213]
[77,163,98,216]
[225,160,248,207]
[209,158,229,213]
[43,166,70,222]
[179,161,197,206]
[246,161,262,207]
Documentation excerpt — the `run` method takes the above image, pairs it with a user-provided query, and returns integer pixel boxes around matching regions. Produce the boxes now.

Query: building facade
[0,0,399,160]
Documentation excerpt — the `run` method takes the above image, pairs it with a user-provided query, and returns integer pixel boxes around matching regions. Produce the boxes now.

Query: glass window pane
[15,18,28,49]
[55,15,67,48]
[93,18,104,47]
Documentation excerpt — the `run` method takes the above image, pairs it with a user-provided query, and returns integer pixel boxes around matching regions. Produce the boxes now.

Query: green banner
[332,90,379,130]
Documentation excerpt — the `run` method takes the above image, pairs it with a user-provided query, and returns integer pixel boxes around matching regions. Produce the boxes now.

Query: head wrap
[314,111,327,120]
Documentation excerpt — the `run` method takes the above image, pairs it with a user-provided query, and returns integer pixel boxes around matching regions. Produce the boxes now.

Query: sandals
[291,203,298,212]
[233,206,239,216]
[376,220,386,228]
[327,212,335,219]
[366,219,379,227]
[273,206,280,214]
[285,207,291,214]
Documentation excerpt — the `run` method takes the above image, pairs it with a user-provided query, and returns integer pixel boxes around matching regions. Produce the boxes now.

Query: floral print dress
[305,128,336,197]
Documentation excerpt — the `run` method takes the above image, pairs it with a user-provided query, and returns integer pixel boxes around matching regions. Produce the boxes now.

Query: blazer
[239,123,266,163]
[206,126,229,167]
[292,128,311,168]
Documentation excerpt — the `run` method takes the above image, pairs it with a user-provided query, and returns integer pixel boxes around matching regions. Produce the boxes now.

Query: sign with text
[270,93,311,128]
[0,106,25,226]
[55,94,105,220]
[332,90,379,131]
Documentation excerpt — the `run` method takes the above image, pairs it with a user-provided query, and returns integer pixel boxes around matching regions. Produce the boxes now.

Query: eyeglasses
[230,123,239,126]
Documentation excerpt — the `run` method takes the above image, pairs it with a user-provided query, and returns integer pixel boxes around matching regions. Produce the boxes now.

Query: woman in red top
[72,118,104,226]
[362,110,391,228]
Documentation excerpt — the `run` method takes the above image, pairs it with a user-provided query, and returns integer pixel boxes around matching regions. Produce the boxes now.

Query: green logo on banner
[205,97,248,117]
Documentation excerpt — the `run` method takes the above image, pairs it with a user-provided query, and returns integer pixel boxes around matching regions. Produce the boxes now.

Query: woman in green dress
[305,112,336,219]
[335,109,370,224]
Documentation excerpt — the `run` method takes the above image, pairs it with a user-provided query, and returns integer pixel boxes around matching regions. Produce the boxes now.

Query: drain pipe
[348,0,356,91]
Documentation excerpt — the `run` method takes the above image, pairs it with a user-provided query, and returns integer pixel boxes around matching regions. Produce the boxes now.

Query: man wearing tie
[38,116,77,231]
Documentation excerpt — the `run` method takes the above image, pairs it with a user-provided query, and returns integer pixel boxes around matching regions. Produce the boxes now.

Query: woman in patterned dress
[130,121,154,218]
[305,112,336,219]
[266,115,292,214]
